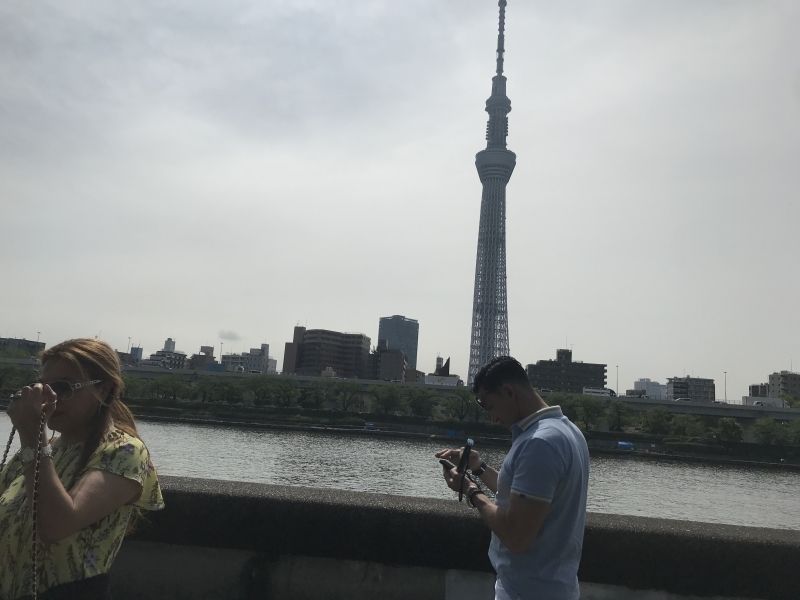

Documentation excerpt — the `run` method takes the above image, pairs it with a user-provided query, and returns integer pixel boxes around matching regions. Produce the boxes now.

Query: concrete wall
[113,476,799,600]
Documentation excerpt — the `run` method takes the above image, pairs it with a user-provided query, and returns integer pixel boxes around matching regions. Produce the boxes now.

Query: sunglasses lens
[49,381,72,398]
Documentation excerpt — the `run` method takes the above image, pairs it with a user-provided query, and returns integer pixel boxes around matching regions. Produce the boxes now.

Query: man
[436,356,589,600]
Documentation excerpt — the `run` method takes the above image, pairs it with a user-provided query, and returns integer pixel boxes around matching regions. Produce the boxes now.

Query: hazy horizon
[2,1,798,400]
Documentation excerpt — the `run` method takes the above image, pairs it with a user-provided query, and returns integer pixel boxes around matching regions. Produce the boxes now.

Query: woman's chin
[47,415,64,432]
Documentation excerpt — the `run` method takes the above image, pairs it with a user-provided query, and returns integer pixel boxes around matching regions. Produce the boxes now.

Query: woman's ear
[98,381,115,405]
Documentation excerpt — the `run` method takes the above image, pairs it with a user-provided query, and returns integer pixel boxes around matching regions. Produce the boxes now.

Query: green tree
[549,393,580,423]
[606,400,630,432]
[787,420,800,445]
[407,388,434,418]
[576,397,605,431]
[0,366,38,395]
[641,408,672,435]
[716,418,744,444]
[158,375,192,401]
[122,375,148,402]
[298,382,326,410]
[670,415,706,438]
[752,418,788,446]
[445,389,472,422]
[334,381,361,412]
[243,376,278,405]
[781,394,800,409]
[374,386,403,415]
[271,380,299,408]
[194,377,218,404]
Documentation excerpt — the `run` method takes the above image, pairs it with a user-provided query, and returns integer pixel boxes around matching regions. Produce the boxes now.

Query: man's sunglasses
[11,380,103,401]
[475,396,491,410]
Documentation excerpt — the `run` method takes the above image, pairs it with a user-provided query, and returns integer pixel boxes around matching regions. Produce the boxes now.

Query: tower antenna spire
[496,0,506,76]
[468,0,517,385]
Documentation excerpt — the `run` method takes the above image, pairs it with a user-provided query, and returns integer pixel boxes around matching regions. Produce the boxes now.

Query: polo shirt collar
[511,405,563,438]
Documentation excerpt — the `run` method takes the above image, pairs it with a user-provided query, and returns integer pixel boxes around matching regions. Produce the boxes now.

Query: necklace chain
[1,411,48,600]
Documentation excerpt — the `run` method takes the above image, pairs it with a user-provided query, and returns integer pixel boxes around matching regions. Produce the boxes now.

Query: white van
[582,387,617,398]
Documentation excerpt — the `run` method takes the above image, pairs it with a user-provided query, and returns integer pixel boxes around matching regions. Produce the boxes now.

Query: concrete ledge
[116,476,798,599]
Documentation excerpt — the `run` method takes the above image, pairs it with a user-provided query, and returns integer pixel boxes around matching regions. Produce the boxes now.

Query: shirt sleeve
[85,433,165,511]
[509,437,567,503]
[0,454,22,493]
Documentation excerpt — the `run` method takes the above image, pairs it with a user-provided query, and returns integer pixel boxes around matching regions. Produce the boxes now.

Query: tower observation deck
[467,0,516,385]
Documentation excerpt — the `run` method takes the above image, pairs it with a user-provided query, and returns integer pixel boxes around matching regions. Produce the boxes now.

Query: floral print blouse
[0,428,164,599]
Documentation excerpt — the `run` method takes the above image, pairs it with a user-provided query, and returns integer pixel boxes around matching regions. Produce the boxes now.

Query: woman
[0,338,164,599]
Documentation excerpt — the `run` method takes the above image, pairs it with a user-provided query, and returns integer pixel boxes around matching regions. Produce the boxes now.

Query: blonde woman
[1,338,164,599]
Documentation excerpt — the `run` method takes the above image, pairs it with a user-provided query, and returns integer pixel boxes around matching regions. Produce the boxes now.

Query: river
[2,414,798,530]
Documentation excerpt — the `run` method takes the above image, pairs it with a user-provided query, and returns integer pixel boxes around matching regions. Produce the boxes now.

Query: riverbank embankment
[132,411,800,472]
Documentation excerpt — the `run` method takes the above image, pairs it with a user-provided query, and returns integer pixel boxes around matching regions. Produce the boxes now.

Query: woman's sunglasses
[11,380,103,401]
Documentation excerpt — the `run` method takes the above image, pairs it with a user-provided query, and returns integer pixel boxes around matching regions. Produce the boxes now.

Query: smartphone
[439,459,456,470]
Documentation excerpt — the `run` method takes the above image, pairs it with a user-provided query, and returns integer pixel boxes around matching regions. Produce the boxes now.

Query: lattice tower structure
[468,0,516,386]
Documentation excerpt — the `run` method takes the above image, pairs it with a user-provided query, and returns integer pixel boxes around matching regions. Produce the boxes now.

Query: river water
[2,414,798,531]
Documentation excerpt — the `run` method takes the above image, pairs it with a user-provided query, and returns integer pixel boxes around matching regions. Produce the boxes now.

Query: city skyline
[2,1,798,400]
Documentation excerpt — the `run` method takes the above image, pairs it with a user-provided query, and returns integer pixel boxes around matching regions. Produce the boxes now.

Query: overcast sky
[2,0,798,400]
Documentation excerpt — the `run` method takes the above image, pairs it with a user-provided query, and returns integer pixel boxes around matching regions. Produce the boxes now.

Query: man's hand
[435,447,482,472]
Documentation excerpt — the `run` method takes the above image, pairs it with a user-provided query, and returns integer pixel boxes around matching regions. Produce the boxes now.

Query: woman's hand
[8,383,56,447]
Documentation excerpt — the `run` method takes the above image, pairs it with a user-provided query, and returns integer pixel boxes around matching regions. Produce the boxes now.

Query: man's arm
[475,465,498,494]
[470,489,550,553]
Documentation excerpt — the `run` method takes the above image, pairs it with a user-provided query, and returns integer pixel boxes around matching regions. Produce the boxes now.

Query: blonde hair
[41,338,139,477]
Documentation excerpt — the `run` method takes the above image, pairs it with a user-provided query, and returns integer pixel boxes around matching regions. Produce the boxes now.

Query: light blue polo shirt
[488,406,589,600]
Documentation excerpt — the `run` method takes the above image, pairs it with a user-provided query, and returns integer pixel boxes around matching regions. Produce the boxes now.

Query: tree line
[2,365,799,446]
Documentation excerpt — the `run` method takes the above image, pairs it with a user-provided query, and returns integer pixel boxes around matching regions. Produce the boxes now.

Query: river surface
[2,414,798,531]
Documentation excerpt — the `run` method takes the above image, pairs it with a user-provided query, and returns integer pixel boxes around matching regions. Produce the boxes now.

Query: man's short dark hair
[472,356,530,394]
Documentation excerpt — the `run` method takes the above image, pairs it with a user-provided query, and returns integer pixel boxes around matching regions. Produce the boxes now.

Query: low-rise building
[768,371,800,403]
[0,337,45,358]
[370,340,407,382]
[142,338,187,369]
[666,376,715,402]
[633,378,667,400]
[283,326,371,379]
[526,349,606,394]
[142,349,186,370]
[221,344,272,373]
[188,346,216,371]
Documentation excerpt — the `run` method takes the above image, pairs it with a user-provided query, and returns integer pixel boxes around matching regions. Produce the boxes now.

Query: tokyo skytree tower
[467,0,516,385]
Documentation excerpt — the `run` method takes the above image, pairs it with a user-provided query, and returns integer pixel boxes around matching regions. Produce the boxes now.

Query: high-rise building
[526,350,606,394]
[282,326,371,379]
[164,338,176,352]
[666,377,715,402]
[377,315,419,369]
[468,0,516,385]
